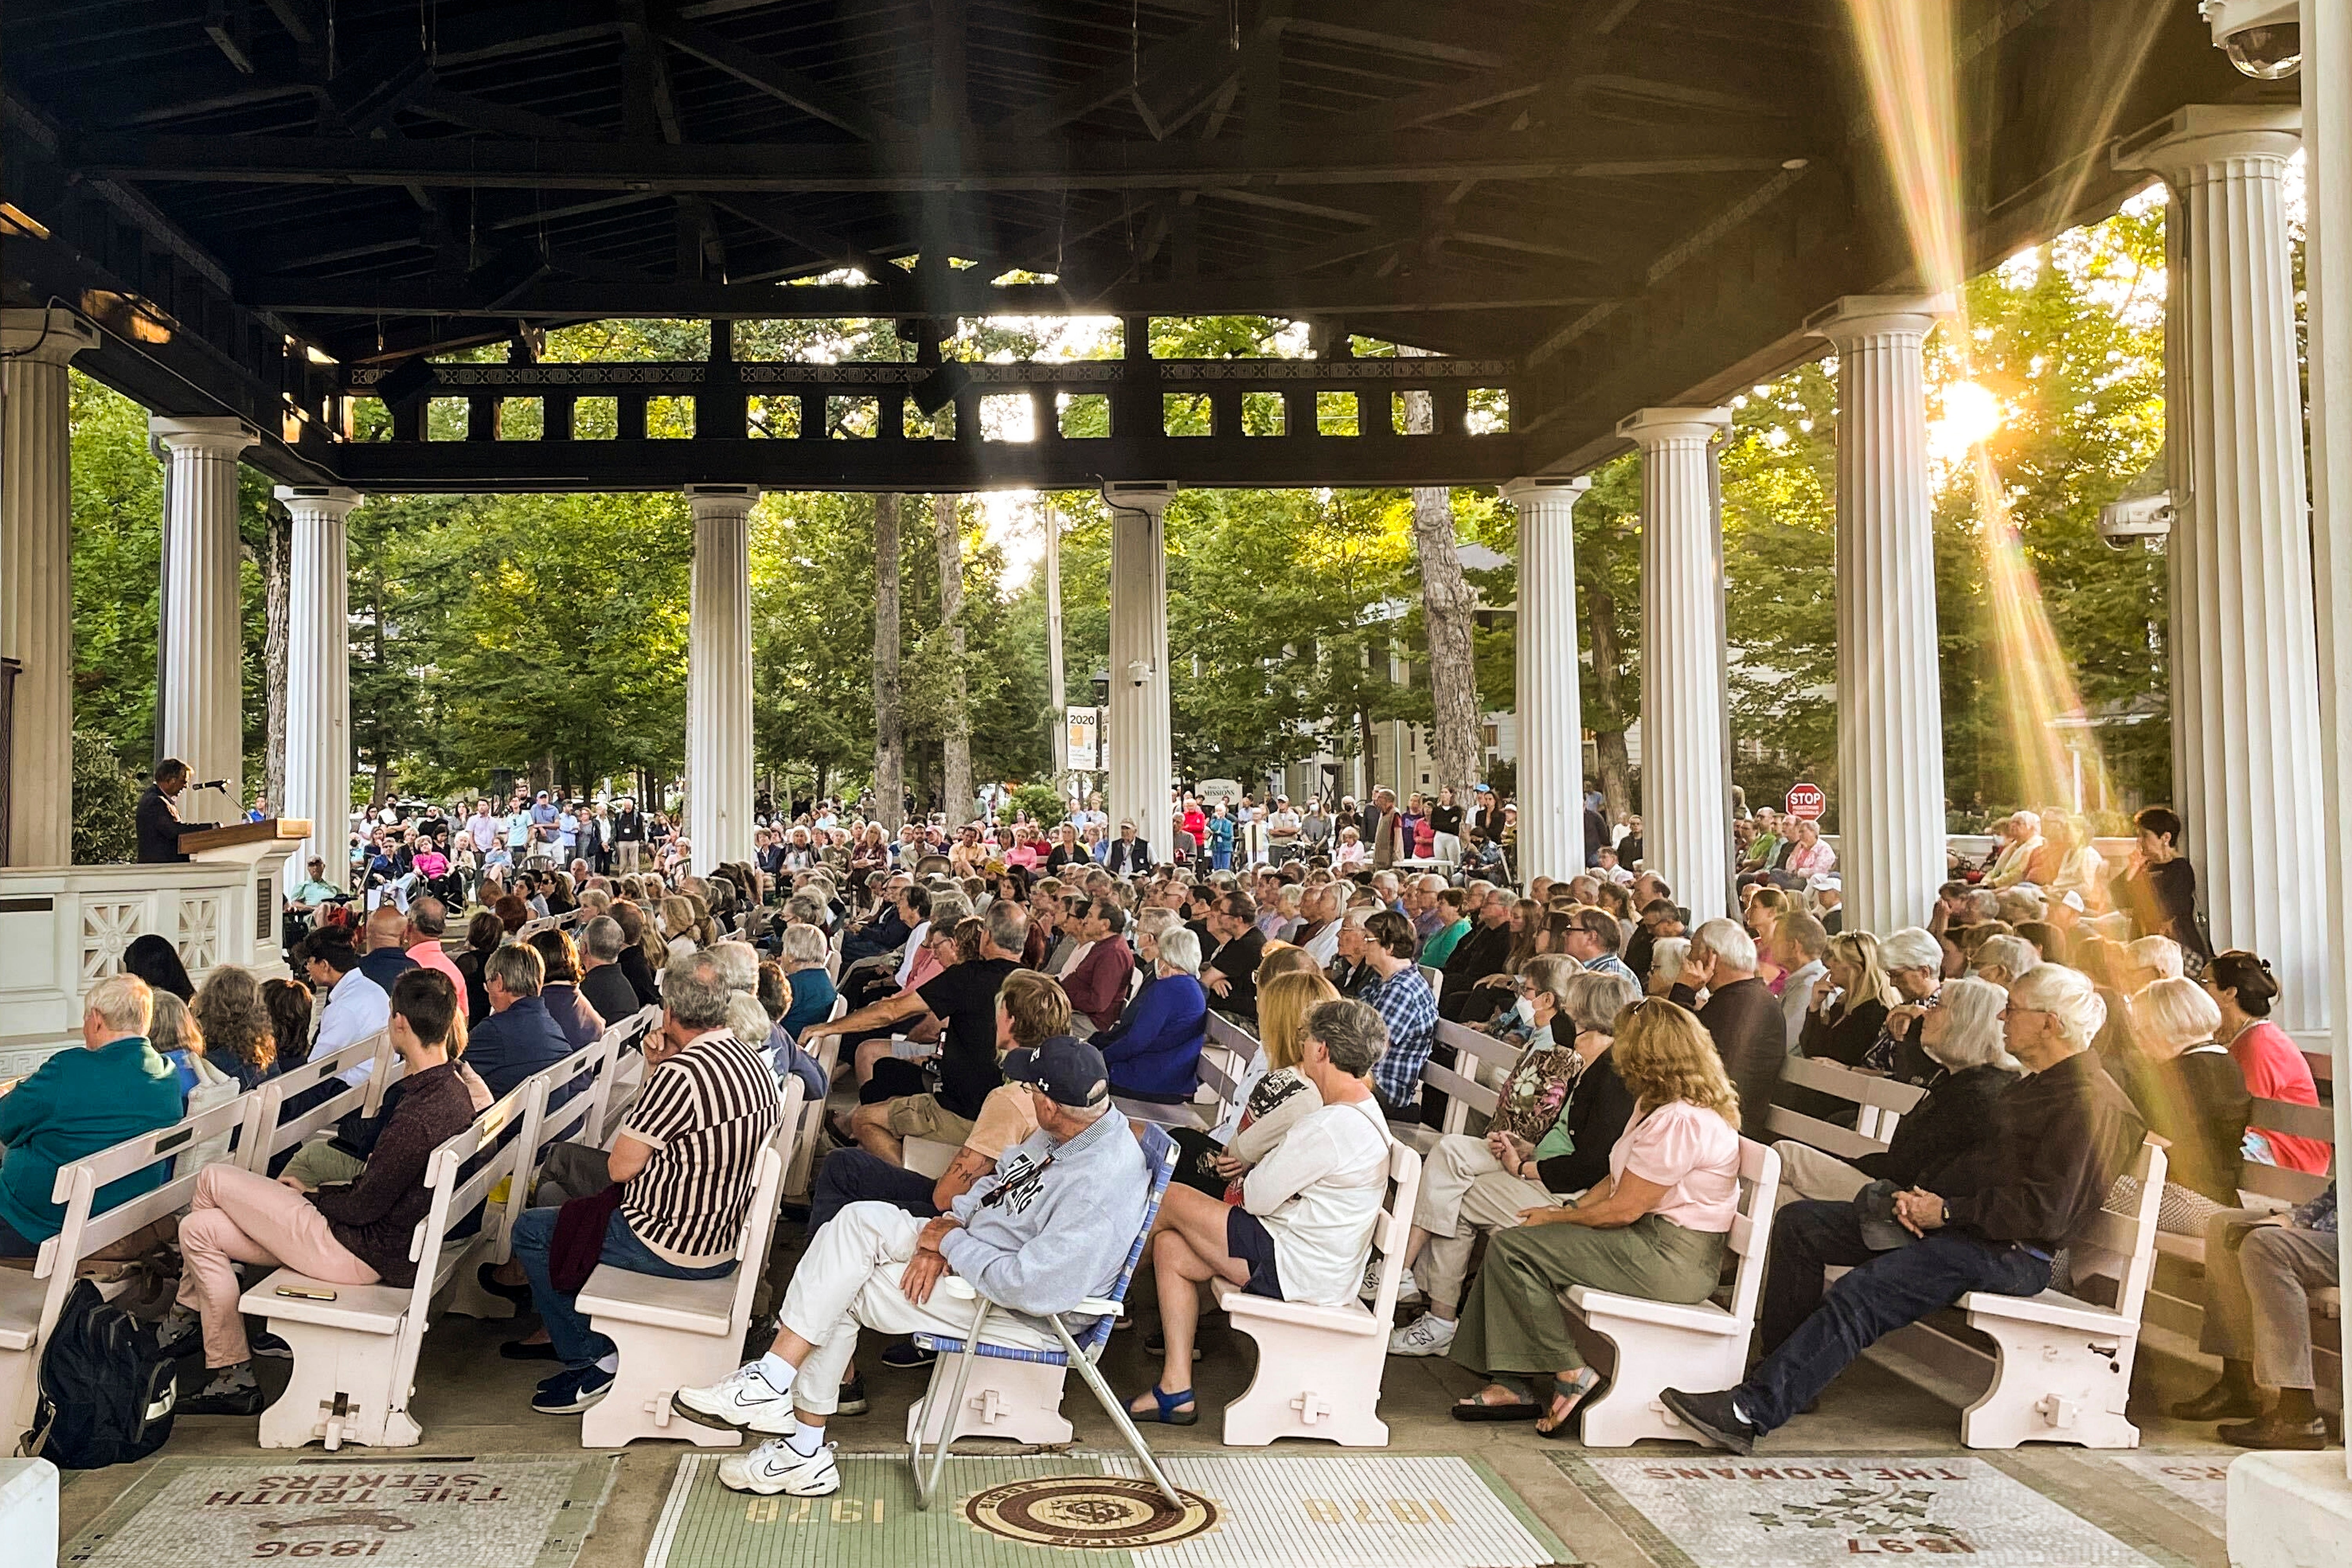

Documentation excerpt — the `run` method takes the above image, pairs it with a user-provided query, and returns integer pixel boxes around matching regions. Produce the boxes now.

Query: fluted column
[151,416,258,818]
[276,486,360,882]
[2122,106,2326,1036]
[1808,294,1953,938]
[1,307,99,865]
[1622,408,1733,920]
[1105,482,1177,859]
[1501,477,1590,884]
[686,485,757,877]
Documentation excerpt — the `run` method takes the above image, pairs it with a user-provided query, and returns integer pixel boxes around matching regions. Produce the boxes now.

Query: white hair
[86,973,155,1038]
[1689,918,1758,972]
[710,940,760,993]
[1649,937,1691,989]
[2009,962,2106,1050]
[778,924,828,965]
[2129,976,2222,1054]
[1973,935,2041,983]
[1923,976,2016,1072]
[2126,935,2185,981]
[1157,926,1202,975]
[1879,927,1944,975]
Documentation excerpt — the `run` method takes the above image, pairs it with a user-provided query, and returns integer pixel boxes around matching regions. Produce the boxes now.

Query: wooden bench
[238,1030,403,1178]
[0,1094,258,1446]
[1110,1011,1260,1134]
[573,1082,801,1448]
[240,1079,533,1450]
[591,1005,665,1148]
[1764,1056,1929,1164]
[1213,1136,1422,1446]
[1386,1017,1522,1156]
[1566,1137,1784,1447]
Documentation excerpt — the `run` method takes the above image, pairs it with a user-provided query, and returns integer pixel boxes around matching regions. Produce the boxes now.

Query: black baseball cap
[1002,1035,1110,1109]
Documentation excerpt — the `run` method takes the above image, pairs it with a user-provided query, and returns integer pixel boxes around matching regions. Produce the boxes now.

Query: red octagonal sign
[1784,783,1826,821]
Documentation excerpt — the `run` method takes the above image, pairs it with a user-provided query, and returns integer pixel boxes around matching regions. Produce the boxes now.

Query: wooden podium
[181,818,313,867]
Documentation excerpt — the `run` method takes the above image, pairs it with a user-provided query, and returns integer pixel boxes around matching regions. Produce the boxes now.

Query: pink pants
[176,1163,379,1367]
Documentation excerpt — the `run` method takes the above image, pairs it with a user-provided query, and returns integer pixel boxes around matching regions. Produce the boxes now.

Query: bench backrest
[486,1028,624,1263]
[239,1029,402,1174]
[1361,1138,1426,1322]
[1723,1136,1784,1330]
[33,1093,258,1341]
[718,1081,802,1337]
[2241,1097,2335,1207]
[1425,1019,1520,1135]
[1764,1056,1930,1160]
[384,1085,530,1389]
[583,1004,664,1147]
[1417,964,1445,1004]
[2068,1135,2167,1325]
[1198,1012,1262,1116]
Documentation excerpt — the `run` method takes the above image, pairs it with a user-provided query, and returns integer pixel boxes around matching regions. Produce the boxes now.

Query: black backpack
[33,1279,178,1469]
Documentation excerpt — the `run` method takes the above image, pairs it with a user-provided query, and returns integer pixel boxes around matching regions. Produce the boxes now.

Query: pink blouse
[1608,1100,1742,1232]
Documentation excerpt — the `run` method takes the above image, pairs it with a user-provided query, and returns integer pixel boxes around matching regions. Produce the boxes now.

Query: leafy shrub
[72,730,141,864]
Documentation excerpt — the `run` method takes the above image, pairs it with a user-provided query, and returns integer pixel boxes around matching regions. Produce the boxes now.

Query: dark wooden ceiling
[0,0,2279,489]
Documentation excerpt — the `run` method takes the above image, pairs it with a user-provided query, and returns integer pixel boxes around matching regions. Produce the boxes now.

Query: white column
[150,416,258,820]
[2121,106,2328,1037]
[275,486,359,883]
[685,485,757,877]
[1807,294,1954,938]
[1,307,99,866]
[1500,477,1590,885]
[1105,482,1177,860]
[1621,408,1733,920]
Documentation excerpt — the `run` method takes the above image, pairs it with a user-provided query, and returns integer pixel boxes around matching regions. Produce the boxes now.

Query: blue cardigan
[0,1035,185,1246]
[1095,973,1208,1101]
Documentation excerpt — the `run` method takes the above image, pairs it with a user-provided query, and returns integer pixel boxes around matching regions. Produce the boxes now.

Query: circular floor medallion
[962,1475,1220,1550]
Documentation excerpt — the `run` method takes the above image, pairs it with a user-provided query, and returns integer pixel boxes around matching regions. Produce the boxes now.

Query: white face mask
[1511,996,1536,1026]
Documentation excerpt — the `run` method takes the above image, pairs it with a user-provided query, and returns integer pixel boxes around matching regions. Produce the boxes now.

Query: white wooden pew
[591,1005,665,1148]
[238,1030,402,1178]
[240,1082,532,1450]
[573,1083,800,1448]
[1566,1138,1782,1446]
[1763,1057,1928,1162]
[1386,1017,1520,1156]
[0,1095,256,1444]
[1213,1138,1422,1447]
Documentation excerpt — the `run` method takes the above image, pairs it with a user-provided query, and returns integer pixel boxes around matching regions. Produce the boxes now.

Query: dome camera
[2096,494,2174,550]
[2201,0,2302,79]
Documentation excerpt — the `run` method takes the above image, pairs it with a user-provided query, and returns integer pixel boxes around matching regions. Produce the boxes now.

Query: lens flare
[1841,0,2112,816]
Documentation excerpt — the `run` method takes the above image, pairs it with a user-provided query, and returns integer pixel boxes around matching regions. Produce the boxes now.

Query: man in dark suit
[136,758,212,863]
[1668,917,1788,1139]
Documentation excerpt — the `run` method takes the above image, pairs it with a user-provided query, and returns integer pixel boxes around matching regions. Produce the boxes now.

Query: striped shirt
[620,1028,784,1267]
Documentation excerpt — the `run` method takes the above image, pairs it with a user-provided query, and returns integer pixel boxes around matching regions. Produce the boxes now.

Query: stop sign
[1785,782,1826,821]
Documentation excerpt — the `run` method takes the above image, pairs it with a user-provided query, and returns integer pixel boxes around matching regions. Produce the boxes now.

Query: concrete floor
[54,1232,2274,1568]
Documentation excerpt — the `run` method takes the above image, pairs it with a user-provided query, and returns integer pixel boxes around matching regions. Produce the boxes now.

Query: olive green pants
[1449,1212,1727,1377]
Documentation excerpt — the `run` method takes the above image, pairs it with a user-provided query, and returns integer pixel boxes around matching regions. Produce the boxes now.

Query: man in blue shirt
[470,943,574,1099]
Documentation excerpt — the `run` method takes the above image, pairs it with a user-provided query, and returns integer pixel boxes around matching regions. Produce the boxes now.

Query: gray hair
[1135,906,1180,943]
[1973,935,2040,984]
[486,942,545,998]
[579,915,625,964]
[1689,918,1758,972]
[724,990,772,1045]
[1879,927,1944,975]
[984,898,1029,956]
[786,892,827,926]
[1557,967,1638,1034]
[710,940,760,993]
[1156,926,1202,975]
[663,951,734,1029]
[1924,976,2015,1071]
[778,923,828,965]
[86,973,154,1038]
[2126,935,2185,980]
[2129,976,2222,1054]
[1648,936,1691,989]
[2008,962,2106,1051]
[1305,998,1388,1077]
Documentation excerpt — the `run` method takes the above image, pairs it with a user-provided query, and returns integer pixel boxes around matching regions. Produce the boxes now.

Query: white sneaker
[674,1364,799,1435]
[1387,1312,1458,1357]
[717,1438,840,1497]
[1394,1267,1424,1306]
[1361,1260,1422,1304]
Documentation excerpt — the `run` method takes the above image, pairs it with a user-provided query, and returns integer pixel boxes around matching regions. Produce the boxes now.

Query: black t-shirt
[1428,804,1463,835]
[919,956,1021,1119]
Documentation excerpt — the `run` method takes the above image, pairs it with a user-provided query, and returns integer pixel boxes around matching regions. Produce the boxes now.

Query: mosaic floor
[59,1455,616,1568]
[643,1451,1571,1568]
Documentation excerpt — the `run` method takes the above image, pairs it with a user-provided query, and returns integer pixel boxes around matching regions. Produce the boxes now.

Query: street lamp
[1091,668,1111,708]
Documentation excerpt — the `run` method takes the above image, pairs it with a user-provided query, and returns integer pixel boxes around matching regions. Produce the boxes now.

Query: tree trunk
[262,501,292,815]
[1584,576,1636,826]
[933,494,973,826]
[873,494,906,833]
[1401,366,1482,799]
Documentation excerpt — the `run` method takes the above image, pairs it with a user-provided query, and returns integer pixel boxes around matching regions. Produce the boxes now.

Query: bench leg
[442,1264,518,1322]
[0,1348,38,1452]
[1220,1319,1388,1448]
[1572,1315,1751,1448]
[577,1318,744,1450]
[903,1355,1074,1449]
[258,1320,421,1450]
[1960,1320,2140,1450]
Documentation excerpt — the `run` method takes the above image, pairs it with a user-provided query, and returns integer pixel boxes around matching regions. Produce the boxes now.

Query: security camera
[2201,0,2302,79]
[1127,659,1152,687]
[2097,493,2174,549]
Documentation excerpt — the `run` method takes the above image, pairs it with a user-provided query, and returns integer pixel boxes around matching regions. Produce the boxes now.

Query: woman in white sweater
[1127,995,1393,1424]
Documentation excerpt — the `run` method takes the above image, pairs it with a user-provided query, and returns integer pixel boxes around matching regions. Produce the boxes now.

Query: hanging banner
[1065,707,1102,770]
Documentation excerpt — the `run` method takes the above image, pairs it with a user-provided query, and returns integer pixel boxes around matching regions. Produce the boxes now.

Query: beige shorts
[884,1093,976,1145]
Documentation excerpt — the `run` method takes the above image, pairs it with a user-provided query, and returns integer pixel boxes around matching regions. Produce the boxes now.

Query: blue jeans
[1734,1198,2049,1433]
[511,1205,737,1369]
[809,1147,938,1235]
[1211,844,1230,871]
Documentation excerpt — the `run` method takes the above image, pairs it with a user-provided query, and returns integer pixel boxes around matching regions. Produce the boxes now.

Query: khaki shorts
[884,1093,976,1145]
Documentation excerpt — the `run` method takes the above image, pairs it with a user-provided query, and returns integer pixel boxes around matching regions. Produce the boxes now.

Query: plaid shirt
[1362,965,1440,1109]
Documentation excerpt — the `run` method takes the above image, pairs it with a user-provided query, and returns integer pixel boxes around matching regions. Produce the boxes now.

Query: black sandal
[1451,1377,1541,1423]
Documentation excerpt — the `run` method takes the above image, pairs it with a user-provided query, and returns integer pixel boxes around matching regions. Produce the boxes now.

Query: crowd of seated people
[12,786,2341,1504]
